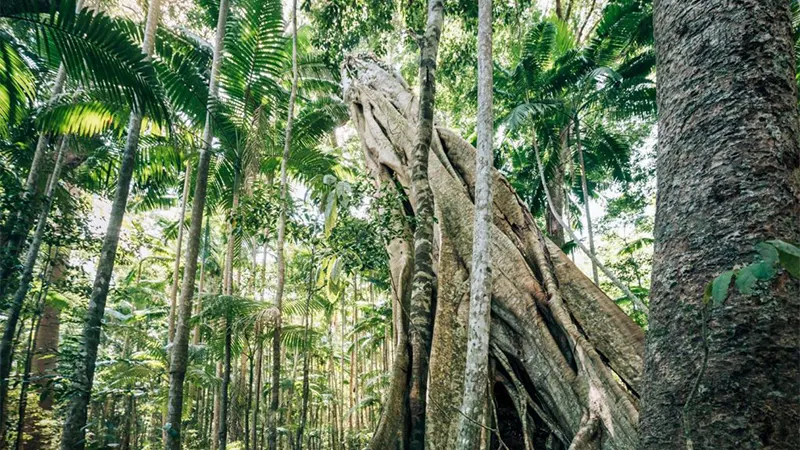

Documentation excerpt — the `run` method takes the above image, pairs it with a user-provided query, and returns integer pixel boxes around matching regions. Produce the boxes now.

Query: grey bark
[219,319,232,450]
[165,0,231,448]
[169,161,192,344]
[574,118,598,285]
[344,56,644,450]
[408,1,445,448]
[60,2,161,447]
[640,1,800,449]
[266,0,299,447]
[456,0,493,445]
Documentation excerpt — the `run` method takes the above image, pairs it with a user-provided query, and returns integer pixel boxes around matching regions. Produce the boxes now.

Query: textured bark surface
[407,1,444,448]
[456,0,494,445]
[60,1,161,447]
[343,56,644,450]
[641,1,800,449]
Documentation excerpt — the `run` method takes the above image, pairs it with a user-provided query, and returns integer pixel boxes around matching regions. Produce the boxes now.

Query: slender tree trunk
[60,2,162,447]
[0,138,66,433]
[640,1,800,448]
[408,1,444,448]
[165,1,230,448]
[169,161,192,343]
[251,323,263,449]
[219,319,232,450]
[194,213,211,346]
[267,0,299,447]
[456,0,493,445]
[295,248,314,450]
[212,362,222,450]
[574,117,598,285]
[545,131,568,248]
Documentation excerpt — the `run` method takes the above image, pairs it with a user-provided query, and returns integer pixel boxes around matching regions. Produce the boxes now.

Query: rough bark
[640,1,800,449]
[266,0,299,447]
[407,1,444,448]
[165,0,230,448]
[60,2,161,447]
[456,0,494,445]
[343,56,644,450]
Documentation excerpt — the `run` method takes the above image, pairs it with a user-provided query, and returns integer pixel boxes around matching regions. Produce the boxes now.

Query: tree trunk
[169,161,192,344]
[267,0,299,447]
[219,319,232,450]
[212,363,222,450]
[295,249,314,449]
[574,118,598,285]
[640,1,800,449]
[408,1,444,448]
[344,56,644,449]
[251,323,263,449]
[0,138,66,433]
[456,0,493,445]
[60,2,162,447]
[165,0,230,448]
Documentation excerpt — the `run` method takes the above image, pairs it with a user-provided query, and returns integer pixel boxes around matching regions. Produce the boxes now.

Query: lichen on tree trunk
[343,56,644,449]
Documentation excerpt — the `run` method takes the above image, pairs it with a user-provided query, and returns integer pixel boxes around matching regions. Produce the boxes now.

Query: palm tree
[60,1,165,446]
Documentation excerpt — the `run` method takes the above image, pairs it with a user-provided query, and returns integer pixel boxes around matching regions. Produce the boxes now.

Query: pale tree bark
[60,2,162,447]
[574,118,598,285]
[640,1,800,449]
[266,0,299,447]
[0,137,66,434]
[407,1,444,447]
[456,0,493,446]
[169,161,192,343]
[165,0,231,448]
[344,56,644,449]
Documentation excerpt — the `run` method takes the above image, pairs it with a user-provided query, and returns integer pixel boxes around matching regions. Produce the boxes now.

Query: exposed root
[568,410,601,450]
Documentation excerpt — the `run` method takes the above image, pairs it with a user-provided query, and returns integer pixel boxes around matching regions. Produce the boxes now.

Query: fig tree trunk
[640,1,800,448]
[343,56,644,450]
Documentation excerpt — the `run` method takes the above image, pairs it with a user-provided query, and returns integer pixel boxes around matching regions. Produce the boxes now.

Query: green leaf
[755,242,779,266]
[711,270,734,307]
[750,261,777,281]
[767,240,800,279]
[735,265,758,295]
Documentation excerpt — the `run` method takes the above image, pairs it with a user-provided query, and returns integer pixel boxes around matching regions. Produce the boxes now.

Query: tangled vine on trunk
[343,56,644,450]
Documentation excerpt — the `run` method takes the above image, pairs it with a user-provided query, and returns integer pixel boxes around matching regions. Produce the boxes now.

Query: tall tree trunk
[60,1,162,447]
[169,161,192,344]
[574,117,598,285]
[545,131,568,248]
[212,363,222,450]
[251,322,263,449]
[0,138,66,433]
[456,0,493,445]
[219,319,232,450]
[267,0,299,447]
[640,1,800,449]
[295,249,314,450]
[165,1,230,448]
[194,212,211,346]
[408,1,444,448]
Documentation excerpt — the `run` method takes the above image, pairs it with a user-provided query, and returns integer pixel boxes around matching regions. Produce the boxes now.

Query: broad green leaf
[735,265,758,295]
[750,261,777,280]
[755,242,779,266]
[767,240,800,279]
[711,270,734,307]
